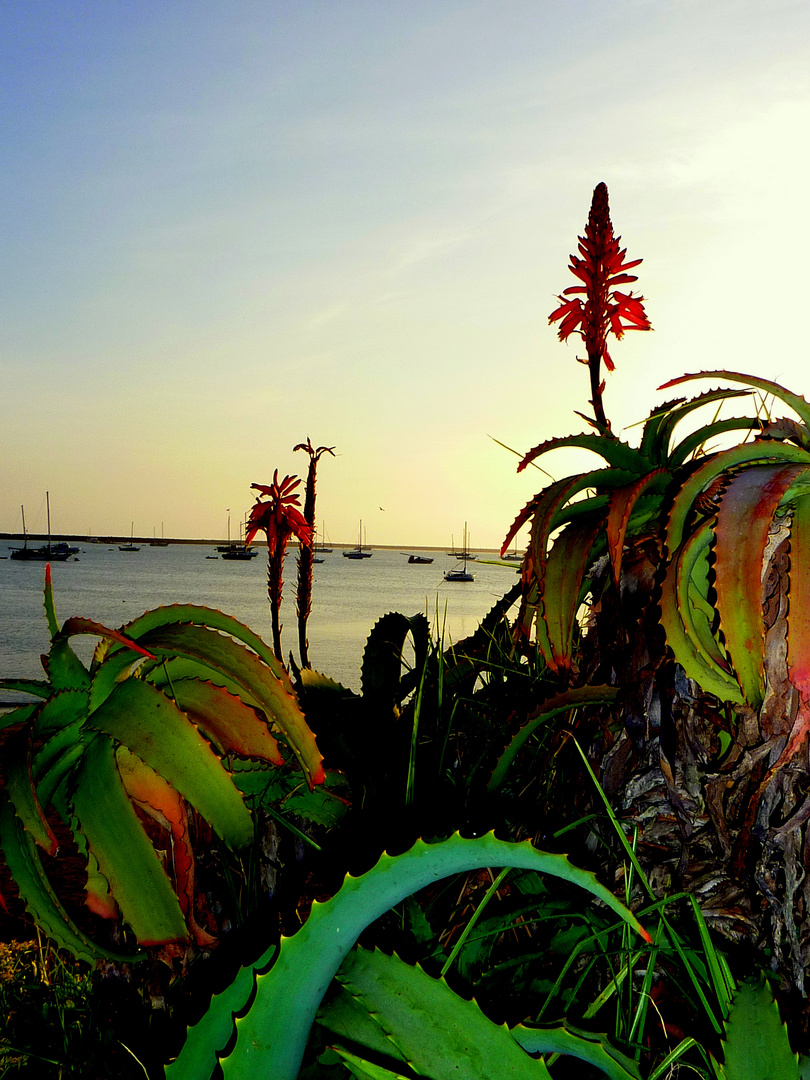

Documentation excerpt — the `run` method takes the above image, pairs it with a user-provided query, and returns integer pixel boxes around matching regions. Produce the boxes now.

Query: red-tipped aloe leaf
[542,519,602,673]
[783,493,810,763]
[133,623,324,786]
[88,679,254,849]
[70,733,188,945]
[606,470,668,583]
[714,464,810,708]
[57,616,157,659]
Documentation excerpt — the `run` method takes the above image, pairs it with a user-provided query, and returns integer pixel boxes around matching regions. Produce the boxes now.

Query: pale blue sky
[3,1,810,546]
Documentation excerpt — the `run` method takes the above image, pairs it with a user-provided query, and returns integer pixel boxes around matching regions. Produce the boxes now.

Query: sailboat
[149,523,170,547]
[314,523,333,554]
[343,519,373,559]
[444,523,474,582]
[119,523,140,552]
[219,513,258,560]
[447,525,476,561]
[10,494,74,561]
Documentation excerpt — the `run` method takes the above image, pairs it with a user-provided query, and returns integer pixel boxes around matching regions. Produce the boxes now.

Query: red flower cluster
[549,182,651,372]
[246,471,313,555]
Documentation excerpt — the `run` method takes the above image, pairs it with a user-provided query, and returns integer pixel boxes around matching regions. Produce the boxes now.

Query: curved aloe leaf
[677,522,731,676]
[0,679,52,700]
[487,686,619,793]
[88,678,254,848]
[784,494,810,763]
[70,733,188,945]
[322,946,553,1080]
[541,518,602,673]
[3,728,58,854]
[187,833,647,1080]
[361,611,430,705]
[167,678,283,763]
[713,464,810,707]
[660,371,810,430]
[0,789,139,963]
[133,623,324,786]
[669,416,760,470]
[665,442,810,556]
[644,387,753,465]
[518,433,651,475]
[659,532,745,704]
[606,470,668,583]
[512,1021,641,1080]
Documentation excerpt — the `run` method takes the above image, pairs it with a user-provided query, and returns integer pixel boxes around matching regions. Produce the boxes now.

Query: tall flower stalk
[294,438,335,668]
[549,182,652,430]
[246,471,313,662]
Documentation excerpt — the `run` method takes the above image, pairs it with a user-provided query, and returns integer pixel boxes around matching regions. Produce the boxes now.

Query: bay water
[0,542,519,697]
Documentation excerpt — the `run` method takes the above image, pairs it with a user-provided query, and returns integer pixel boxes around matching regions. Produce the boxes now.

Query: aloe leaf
[321,946,552,1080]
[719,976,798,1080]
[512,1020,642,1079]
[713,464,810,707]
[518,433,651,474]
[70,733,188,945]
[329,1046,411,1080]
[166,955,274,1080]
[678,522,733,675]
[0,703,38,729]
[669,416,760,469]
[541,518,602,673]
[211,833,648,1080]
[3,728,58,854]
[133,623,324,786]
[42,564,59,638]
[0,679,52,699]
[57,616,156,658]
[606,470,668,583]
[32,689,90,739]
[661,370,810,430]
[0,788,139,963]
[646,387,753,465]
[665,441,810,556]
[45,639,91,692]
[487,686,619,794]
[161,678,283,764]
[361,611,430,705]
[33,721,86,808]
[88,679,254,849]
[659,533,745,704]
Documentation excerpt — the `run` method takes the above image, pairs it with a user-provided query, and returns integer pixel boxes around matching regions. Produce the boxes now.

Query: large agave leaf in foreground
[167,832,649,1080]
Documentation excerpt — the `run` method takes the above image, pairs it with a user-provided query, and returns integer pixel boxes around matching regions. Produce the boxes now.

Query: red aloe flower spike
[247,471,314,662]
[549,182,652,431]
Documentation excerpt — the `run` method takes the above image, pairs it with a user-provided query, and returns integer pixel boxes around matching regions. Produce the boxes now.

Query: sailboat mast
[46,491,51,548]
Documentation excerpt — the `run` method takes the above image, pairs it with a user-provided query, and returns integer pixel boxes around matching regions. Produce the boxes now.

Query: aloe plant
[0,567,324,961]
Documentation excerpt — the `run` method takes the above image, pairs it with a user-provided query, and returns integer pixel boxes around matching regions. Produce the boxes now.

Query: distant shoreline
[0,534,500,554]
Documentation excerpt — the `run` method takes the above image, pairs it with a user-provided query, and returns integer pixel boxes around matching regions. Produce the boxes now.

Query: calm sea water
[0,542,519,696]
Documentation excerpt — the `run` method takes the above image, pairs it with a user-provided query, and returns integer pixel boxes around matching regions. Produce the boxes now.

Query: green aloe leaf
[713,464,810,708]
[0,788,139,963]
[718,976,798,1080]
[487,686,619,794]
[661,370,810,430]
[87,678,254,848]
[321,946,552,1080]
[361,611,431,706]
[0,679,52,700]
[191,833,647,1080]
[70,733,188,945]
[512,1020,642,1079]
[132,623,324,786]
[3,728,58,854]
[165,678,284,763]
[659,531,745,704]
[329,1046,410,1080]
[643,387,753,465]
[519,433,652,474]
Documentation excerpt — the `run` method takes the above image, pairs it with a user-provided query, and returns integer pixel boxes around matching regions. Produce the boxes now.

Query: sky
[2,1,810,547]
